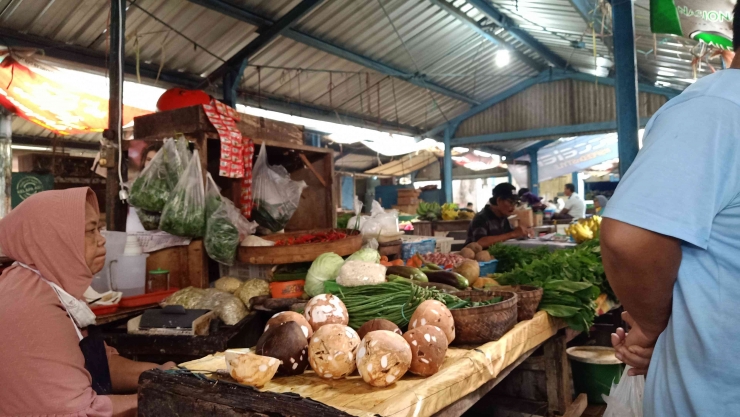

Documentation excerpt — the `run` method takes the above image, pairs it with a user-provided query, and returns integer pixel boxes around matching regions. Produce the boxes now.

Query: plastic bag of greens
[205,199,257,265]
[175,134,191,168]
[135,208,161,231]
[129,139,180,212]
[205,172,222,219]
[160,150,206,237]
[250,144,307,232]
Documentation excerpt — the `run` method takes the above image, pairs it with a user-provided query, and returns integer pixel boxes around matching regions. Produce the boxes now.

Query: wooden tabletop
[95,304,158,326]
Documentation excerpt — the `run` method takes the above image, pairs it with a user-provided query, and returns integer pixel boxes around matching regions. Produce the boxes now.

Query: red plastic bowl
[91,303,119,316]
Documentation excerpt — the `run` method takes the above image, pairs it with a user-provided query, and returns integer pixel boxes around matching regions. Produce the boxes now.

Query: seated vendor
[552,183,586,220]
[465,183,528,249]
[0,188,175,417]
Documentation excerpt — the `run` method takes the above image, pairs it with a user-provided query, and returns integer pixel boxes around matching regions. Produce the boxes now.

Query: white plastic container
[110,253,149,297]
[91,231,127,293]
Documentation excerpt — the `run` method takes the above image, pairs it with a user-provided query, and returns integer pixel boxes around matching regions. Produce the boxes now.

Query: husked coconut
[464,242,483,253]
[304,294,349,332]
[474,251,492,262]
[459,248,476,260]
[409,300,455,345]
[225,350,279,387]
[264,311,313,339]
[357,318,402,340]
[308,324,360,379]
[403,325,448,377]
[356,330,412,387]
[255,321,309,376]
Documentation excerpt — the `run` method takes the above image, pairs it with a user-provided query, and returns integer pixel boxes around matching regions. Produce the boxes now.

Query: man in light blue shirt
[601,8,740,415]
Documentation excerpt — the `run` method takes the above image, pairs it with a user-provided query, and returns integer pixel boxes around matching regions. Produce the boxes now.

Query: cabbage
[346,248,380,264]
[305,253,344,297]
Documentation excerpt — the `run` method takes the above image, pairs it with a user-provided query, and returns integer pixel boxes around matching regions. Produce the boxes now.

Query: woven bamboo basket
[449,290,518,345]
[496,285,544,321]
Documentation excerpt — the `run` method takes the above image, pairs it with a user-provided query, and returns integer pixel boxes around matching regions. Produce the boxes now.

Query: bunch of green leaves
[337,213,353,229]
[135,208,161,231]
[205,210,240,265]
[495,240,612,332]
[488,243,550,273]
[250,199,293,232]
[160,189,205,237]
[129,139,182,212]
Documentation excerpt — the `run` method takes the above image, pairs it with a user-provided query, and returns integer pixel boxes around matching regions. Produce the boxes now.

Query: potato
[459,248,476,260]
[464,242,483,253]
[474,251,492,262]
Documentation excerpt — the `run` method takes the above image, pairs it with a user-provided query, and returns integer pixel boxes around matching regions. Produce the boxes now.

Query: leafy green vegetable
[160,151,206,238]
[337,213,353,229]
[129,139,182,212]
[135,208,161,231]
[488,243,550,273]
[346,248,380,263]
[305,253,344,297]
[205,213,240,265]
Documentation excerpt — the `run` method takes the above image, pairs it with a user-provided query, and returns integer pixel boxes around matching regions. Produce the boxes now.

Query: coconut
[308,324,360,379]
[264,311,313,340]
[409,300,455,345]
[403,325,448,377]
[356,330,412,387]
[225,350,279,387]
[459,248,476,260]
[357,318,402,340]
[304,294,349,332]
[454,260,480,284]
[464,242,483,253]
[255,321,309,376]
[474,251,492,262]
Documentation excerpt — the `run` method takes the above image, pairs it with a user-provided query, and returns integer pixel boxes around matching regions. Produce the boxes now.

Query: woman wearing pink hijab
[0,188,173,416]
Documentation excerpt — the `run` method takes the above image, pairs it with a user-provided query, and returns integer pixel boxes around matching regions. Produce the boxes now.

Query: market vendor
[465,183,528,249]
[0,188,175,417]
[552,183,585,220]
[593,195,608,216]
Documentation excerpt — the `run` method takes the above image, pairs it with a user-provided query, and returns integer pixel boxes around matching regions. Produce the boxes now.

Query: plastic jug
[91,231,127,293]
[110,254,149,297]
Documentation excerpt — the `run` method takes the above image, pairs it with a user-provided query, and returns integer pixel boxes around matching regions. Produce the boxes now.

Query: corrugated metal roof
[0,0,712,143]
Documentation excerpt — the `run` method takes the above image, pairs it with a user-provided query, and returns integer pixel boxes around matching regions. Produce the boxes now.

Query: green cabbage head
[346,248,381,264]
[305,252,345,297]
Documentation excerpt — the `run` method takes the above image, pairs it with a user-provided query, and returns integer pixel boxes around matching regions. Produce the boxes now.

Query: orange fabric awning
[0,56,150,135]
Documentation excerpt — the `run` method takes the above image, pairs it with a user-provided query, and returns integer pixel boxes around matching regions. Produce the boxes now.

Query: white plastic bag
[362,200,399,237]
[603,366,644,417]
[250,144,307,232]
[160,150,206,238]
[205,172,223,218]
[205,198,258,265]
[347,196,366,230]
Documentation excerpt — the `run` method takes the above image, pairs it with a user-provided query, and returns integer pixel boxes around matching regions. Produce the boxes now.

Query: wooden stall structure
[130,106,337,288]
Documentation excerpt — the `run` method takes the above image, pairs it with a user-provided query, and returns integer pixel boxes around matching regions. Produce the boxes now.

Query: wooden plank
[324,152,336,228]
[432,343,542,417]
[187,239,208,288]
[298,153,328,188]
[286,156,335,231]
[544,333,572,415]
[138,369,353,417]
[563,394,588,417]
[94,305,156,326]
[146,246,189,289]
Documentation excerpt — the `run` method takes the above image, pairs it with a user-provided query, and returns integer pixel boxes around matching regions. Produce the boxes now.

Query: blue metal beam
[466,0,570,69]
[509,141,553,160]
[209,0,322,83]
[452,118,650,146]
[428,0,544,72]
[188,0,479,105]
[571,172,579,193]
[529,148,539,195]
[443,124,455,203]
[611,0,640,177]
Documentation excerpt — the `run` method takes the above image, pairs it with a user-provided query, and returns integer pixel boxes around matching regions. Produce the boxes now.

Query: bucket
[567,346,624,404]
[270,280,305,299]
[110,254,149,297]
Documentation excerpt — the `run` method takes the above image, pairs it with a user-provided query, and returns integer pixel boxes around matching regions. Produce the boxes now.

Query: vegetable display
[488,243,550,273]
[129,139,180,212]
[421,252,467,269]
[495,239,610,332]
[416,201,442,221]
[346,248,381,263]
[273,230,348,246]
[205,199,256,265]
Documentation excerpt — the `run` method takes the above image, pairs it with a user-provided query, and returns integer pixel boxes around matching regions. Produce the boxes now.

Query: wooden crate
[393,204,418,214]
[397,196,419,205]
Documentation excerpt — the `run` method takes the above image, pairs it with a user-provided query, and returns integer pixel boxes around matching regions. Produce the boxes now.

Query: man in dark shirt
[465,183,528,248]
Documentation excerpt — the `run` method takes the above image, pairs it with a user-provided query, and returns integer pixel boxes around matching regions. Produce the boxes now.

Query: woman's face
[594,200,601,210]
[84,202,106,274]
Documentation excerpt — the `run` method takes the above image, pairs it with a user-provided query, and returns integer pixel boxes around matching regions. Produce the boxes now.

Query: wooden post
[544,332,572,416]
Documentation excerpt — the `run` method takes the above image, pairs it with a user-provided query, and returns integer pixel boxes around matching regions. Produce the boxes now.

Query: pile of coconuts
[228,295,456,388]
[454,242,495,287]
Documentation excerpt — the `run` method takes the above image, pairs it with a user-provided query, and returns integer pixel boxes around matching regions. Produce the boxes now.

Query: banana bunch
[417,201,442,221]
[566,215,602,243]
[441,202,459,221]
[457,210,475,220]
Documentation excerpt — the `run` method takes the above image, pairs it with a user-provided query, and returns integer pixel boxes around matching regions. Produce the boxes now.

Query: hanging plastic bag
[250,144,307,232]
[135,208,161,231]
[347,196,367,231]
[205,172,223,219]
[160,150,206,238]
[175,134,192,169]
[129,139,180,212]
[205,198,258,265]
[603,366,644,417]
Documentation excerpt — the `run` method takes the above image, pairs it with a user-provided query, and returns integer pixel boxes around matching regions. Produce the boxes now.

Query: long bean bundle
[323,280,502,329]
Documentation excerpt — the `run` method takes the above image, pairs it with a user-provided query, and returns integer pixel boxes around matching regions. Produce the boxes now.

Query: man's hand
[612,311,658,376]
[510,226,528,239]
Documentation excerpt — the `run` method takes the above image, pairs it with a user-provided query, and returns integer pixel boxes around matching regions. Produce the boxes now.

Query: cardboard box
[515,208,534,229]
[398,196,419,205]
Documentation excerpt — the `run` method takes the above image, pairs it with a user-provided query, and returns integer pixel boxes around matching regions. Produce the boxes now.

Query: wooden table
[137,313,578,417]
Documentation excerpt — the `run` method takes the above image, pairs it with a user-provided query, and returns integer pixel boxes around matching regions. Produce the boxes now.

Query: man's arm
[109,354,176,393]
[477,227,526,248]
[107,394,137,417]
[601,218,682,341]
[559,208,570,215]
